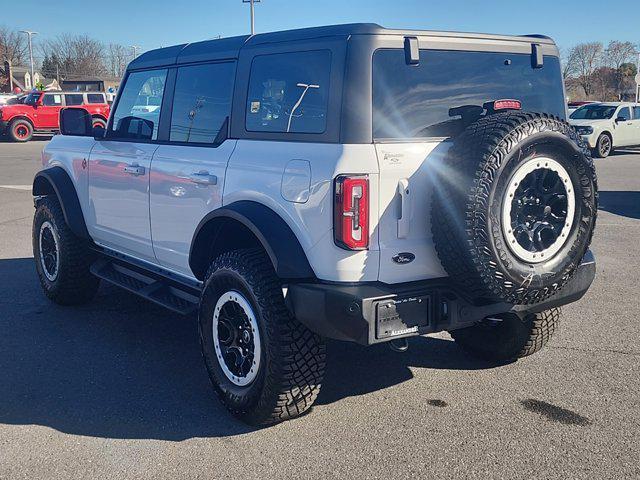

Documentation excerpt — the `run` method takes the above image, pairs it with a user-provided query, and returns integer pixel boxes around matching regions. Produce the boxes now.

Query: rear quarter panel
[224,140,380,282]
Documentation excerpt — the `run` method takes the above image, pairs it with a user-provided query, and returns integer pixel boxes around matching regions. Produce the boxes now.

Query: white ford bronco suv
[31,24,597,425]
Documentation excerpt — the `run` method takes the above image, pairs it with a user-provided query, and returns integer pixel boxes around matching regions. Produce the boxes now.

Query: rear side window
[42,94,62,106]
[87,93,105,104]
[65,94,83,106]
[110,69,167,141]
[170,62,235,143]
[246,50,331,134]
[634,106,640,119]
[373,49,566,139]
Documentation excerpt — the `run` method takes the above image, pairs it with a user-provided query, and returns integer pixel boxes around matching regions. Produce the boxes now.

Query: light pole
[130,45,141,60]
[242,0,261,35]
[636,51,640,103]
[19,30,37,89]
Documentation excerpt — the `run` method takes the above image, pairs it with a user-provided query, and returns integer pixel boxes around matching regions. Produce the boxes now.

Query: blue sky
[3,0,638,54]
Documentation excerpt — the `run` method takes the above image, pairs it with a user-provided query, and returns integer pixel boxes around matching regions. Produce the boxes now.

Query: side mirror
[60,108,93,136]
[615,116,626,123]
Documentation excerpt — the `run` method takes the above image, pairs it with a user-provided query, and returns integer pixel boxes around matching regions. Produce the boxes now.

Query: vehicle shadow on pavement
[598,191,640,220]
[0,257,504,440]
[317,336,504,406]
[0,257,254,440]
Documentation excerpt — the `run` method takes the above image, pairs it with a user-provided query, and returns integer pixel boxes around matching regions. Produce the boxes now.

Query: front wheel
[8,119,33,142]
[33,196,100,305]
[199,248,326,426]
[449,308,561,362]
[593,133,612,158]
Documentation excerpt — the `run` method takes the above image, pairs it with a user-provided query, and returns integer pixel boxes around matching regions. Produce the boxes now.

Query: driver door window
[109,69,168,141]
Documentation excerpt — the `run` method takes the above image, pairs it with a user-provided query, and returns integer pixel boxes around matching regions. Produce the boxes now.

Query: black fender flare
[32,166,90,239]
[189,201,315,281]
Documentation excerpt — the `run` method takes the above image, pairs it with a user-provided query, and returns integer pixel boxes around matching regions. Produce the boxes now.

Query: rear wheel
[593,133,612,158]
[199,248,326,426]
[91,117,107,129]
[450,308,561,362]
[8,119,33,142]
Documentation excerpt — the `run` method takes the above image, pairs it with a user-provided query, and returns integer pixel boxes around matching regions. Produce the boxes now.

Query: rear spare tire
[431,112,597,305]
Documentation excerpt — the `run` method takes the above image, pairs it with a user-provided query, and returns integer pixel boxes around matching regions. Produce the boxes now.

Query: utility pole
[636,52,640,103]
[19,30,37,89]
[130,45,140,60]
[242,0,261,35]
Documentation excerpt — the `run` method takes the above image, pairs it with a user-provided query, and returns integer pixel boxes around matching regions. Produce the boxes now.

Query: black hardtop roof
[127,22,555,71]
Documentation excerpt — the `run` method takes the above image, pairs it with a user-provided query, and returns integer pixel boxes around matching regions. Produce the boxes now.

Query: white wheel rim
[212,291,261,386]
[39,221,60,281]
[501,157,576,263]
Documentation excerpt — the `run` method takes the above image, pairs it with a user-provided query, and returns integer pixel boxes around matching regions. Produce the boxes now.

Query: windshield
[569,105,617,120]
[373,49,566,139]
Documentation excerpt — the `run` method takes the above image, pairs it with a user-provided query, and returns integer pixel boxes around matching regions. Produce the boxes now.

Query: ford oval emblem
[392,252,415,264]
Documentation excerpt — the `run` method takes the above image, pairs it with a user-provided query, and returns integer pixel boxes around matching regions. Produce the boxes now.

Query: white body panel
[149,141,237,275]
[87,140,158,263]
[375,141,448,283]
[41,135,450,285]
[224,140,381,282]
[41,135,96,215]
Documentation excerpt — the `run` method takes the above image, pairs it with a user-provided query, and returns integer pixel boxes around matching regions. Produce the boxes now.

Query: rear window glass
[246,50,331,134]
[170,62,235,143]
[373,49,566,139]
[65,94,83,106]
[87,93,105,104]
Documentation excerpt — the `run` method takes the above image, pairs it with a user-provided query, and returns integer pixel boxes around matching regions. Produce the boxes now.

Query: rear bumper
[287,250,596,345]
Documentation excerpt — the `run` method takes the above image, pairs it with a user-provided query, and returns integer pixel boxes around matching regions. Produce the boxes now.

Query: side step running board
[90,258,199,315]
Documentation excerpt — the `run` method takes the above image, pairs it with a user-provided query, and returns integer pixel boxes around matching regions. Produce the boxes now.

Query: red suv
[0,91,110,142]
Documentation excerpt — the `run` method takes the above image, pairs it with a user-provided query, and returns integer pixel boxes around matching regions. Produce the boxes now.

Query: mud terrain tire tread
[33,196,99,305]
[199,248,326,426]
[431,112,597,305]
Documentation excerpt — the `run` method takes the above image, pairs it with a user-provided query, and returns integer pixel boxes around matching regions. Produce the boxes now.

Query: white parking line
[0,185,32,191]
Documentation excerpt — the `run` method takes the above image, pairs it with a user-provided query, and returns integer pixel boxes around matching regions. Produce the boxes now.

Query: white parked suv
[569,102,640,158]
[31,24,597,425]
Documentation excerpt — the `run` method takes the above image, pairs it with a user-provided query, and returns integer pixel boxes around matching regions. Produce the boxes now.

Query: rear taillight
[334,175,369,250]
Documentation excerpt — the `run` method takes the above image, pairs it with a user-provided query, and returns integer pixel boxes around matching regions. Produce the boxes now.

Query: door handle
[123,164,145,176]
[190,171,218,186]
[397,178,411,238]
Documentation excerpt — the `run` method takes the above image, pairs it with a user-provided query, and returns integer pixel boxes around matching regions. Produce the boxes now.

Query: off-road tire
[450,308,561,362]
[33,196,100,305]
[8,118,33,142]
[92,117,107,129]
[198,248,326,426]
[592,132,612,158]
[431,112,597,305]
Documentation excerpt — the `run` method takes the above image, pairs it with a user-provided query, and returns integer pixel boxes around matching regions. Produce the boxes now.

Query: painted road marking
[0,185,32,191]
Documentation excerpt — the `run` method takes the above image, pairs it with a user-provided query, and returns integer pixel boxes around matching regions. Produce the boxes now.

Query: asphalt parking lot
[0,139,639,479]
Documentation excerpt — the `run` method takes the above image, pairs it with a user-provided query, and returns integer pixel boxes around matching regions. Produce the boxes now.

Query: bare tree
[107,43,129,78]
[604,41,638,99]
[565,42,604,98]
[0,26,28,65]
[40,34,107,79]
